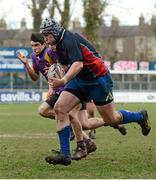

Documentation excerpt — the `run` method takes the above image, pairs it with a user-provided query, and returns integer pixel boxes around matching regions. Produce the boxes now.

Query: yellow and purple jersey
[31,47,58,80]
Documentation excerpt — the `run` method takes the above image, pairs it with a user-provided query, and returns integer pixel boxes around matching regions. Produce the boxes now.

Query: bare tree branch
[53,0,62,14]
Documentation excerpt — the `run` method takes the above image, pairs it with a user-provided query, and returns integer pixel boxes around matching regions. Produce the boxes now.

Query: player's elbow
[31,77,38,81]
[78,61,83,70]
[73,61,83,70]
[30,75,38,81]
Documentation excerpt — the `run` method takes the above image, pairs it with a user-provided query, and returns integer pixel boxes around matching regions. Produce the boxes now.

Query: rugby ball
[48,63,65,80]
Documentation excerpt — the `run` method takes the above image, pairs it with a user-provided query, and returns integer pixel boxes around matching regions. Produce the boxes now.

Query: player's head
[40,18,64,46]
[30,33,45,55]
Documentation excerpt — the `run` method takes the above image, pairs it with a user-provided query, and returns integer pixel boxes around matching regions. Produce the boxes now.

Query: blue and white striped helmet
[40,18,64,39]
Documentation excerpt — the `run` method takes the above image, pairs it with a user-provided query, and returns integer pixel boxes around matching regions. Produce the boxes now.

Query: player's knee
[81,122,90,130]
[103,112,121,126]
[88,111,95,118]
[38,106,46,117]
[111,112,121,124]
[115,111,123,122]
[69,111,77,120]
[54,101,67,115]
[82,125,89,130]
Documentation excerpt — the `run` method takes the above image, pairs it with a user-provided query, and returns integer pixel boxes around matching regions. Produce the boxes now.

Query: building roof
[0,22,155,42]
[101,24,155,37]
[0,29,32,41]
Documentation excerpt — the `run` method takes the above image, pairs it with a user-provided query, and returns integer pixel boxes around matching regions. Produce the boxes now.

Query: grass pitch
[0,103,156,179]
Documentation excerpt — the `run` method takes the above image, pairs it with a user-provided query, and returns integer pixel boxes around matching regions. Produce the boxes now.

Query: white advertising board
[113,60,138,71]
[0,91,42,103]
[114,92,156,103]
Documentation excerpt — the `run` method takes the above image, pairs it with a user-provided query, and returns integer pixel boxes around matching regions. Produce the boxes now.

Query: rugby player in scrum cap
[40,18,150,166]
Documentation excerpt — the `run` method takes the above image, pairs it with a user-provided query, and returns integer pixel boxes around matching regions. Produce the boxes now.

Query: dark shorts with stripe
[64,71,114,106]
[46,93,60,108]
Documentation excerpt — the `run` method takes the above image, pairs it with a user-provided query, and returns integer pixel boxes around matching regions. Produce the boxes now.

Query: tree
[25,0,75,30]
[83,0,107,48]
[51,0,70,28]
[27,0,50,31]
[47,0,56,18]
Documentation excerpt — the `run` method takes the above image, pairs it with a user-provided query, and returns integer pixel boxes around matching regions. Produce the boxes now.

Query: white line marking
[0,133,56,139]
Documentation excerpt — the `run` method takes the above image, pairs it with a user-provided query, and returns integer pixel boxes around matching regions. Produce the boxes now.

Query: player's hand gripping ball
[48,63,65,80]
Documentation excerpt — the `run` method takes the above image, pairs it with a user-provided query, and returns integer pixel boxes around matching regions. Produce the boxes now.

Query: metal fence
[111,70,156,92]
[0,70,156,91]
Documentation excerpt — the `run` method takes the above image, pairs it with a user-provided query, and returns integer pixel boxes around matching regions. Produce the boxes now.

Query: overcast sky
[0,0,156,29]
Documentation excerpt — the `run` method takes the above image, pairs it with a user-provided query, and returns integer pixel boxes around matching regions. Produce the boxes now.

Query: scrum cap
[40,18,64,40]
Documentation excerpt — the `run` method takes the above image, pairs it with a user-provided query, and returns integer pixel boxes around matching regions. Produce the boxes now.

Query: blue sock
[119,110,143,124]
[57,125,70,156]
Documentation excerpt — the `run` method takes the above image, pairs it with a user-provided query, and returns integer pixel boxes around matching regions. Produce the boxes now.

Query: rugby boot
[138,110,151,136]
[72,144,87,160]
[45,150,71,166]
[111,124,127,135]
[85,140,97,154]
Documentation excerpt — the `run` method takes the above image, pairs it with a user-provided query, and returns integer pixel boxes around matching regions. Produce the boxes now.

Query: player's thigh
[54,91,80,113]
[96,101,119,124]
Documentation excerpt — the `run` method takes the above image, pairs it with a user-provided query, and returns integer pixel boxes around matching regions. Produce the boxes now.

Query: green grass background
[0,103,156,179]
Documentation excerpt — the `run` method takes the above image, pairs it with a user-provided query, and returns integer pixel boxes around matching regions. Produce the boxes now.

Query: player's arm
[61,36,84,83]
[51,36,83,89]
[61,61,83,83]
[51,61,83,89]
[16,52,39,81]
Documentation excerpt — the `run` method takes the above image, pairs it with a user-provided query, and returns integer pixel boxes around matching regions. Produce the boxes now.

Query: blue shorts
[64,72,114,105]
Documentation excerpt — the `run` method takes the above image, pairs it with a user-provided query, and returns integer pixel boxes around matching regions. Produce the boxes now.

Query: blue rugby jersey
[56,30,108,79]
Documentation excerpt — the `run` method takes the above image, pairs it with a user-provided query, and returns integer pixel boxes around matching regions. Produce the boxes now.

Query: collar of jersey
[55,29,65,46]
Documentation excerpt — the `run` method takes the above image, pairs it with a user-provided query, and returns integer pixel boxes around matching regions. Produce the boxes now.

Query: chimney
[151,15,156,27]
[0,18,7,30]
[111,16,119,29]
[20,18,27,29]
[139,15,145,26]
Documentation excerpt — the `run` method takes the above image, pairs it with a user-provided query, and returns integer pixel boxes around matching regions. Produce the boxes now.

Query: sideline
[0,133,56,139]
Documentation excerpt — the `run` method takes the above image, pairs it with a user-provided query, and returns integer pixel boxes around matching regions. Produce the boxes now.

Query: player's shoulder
[46,47,57,53]
[63,30,79,47]
[45,47,58,59]
[31,52,37,60]
[42,47,51,54]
